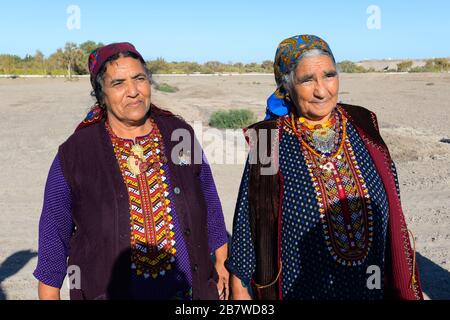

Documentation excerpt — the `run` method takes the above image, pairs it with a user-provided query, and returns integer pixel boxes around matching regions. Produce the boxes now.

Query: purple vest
[58,111,218,300]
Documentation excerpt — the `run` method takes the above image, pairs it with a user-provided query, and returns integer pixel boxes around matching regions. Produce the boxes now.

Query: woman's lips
[311,100,331,107]
[126,101,143,108]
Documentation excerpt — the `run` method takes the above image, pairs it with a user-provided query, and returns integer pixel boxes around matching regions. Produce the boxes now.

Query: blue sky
[1,0,449,62]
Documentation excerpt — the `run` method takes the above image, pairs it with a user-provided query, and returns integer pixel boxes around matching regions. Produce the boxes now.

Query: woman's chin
[310,104,336,118]
[307,110,332,122]
[125,107,150,121]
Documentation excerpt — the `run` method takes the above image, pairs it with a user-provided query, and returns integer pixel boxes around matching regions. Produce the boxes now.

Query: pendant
[312,128,336,154]
[131,144,144,158]
[127,144,145,175]
[127,156,141,175]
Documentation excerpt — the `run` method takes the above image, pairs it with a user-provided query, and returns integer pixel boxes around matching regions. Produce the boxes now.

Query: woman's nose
[313,79,327,99]
[126,81,139,97]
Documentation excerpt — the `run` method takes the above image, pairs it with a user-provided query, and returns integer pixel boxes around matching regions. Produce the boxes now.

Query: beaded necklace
[291,108,347,160]
[106,118,168,176]
[286,108,373,266]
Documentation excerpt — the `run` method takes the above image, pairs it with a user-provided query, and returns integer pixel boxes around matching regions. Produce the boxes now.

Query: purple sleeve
[33,154,74,289]
[199,153,228,253]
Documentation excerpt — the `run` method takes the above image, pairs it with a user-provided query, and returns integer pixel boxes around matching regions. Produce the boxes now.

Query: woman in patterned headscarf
[34,43,229,300]
[226,35,423,300]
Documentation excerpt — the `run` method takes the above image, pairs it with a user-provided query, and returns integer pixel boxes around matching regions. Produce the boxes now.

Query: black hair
[90,51,153,108]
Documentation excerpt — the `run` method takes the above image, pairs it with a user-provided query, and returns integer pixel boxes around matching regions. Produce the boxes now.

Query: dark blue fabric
[228,121,389,299]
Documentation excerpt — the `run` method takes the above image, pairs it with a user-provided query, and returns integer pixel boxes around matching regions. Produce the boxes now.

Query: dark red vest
[58,111,218,300]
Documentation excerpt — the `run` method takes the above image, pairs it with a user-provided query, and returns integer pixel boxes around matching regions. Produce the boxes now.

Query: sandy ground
[0,73,449,300]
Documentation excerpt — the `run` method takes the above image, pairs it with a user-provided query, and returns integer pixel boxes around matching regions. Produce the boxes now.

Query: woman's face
[290,55,339,123]
[102,56,152,126]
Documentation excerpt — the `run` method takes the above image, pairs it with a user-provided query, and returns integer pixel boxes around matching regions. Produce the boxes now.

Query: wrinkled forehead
[103,56,146,79]
[294,54,338,75]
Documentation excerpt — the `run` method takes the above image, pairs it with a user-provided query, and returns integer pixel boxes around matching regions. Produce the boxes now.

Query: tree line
[0,41,104,77]
[0,41,274,77]
[1,41,449,77]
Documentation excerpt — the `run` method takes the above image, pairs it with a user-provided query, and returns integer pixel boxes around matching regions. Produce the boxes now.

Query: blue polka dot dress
[228,110,390,300]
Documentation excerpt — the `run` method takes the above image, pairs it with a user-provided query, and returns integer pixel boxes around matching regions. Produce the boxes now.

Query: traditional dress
[34,42,228,299]
[227,104,422,300]
[34,108,228,299]
[226,35,422,300]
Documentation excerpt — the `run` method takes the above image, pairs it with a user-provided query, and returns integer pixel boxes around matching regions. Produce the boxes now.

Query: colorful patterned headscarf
[265,35,335,120]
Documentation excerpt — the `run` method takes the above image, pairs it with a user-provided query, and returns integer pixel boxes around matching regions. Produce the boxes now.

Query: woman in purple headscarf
[226,35,423,300]
[34,43,229,300]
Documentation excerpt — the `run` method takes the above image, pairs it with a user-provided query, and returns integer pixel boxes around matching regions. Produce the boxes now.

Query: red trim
[342,107,423,300]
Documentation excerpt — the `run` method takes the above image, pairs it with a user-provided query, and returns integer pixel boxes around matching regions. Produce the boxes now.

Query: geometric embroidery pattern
[107,120,176,279]
[278,117,388,299]
[284,107,374,266]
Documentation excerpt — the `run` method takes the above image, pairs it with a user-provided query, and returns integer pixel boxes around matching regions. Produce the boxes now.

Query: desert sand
[0,72,449,299]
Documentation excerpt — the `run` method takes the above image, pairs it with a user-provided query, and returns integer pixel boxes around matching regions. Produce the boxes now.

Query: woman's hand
[231,275,252,300]
[38,281,61,300]
[214,243,229,300]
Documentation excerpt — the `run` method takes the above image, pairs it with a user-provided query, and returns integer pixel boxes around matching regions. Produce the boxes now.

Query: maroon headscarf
[88,42,144,88]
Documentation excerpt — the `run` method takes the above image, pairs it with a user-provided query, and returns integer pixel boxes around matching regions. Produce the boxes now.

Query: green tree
[147,58,171,74]
[337,61,368,73]
[79,40,104,55]
[0,54,21,74]
[33,50,46,74]
[178,61,202,74]
[426,58,450,72]
[204,61,224,73]
[397,60,413,72]
[261,60,273,71]
[54,43,84,78]
[244,63,263,73]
